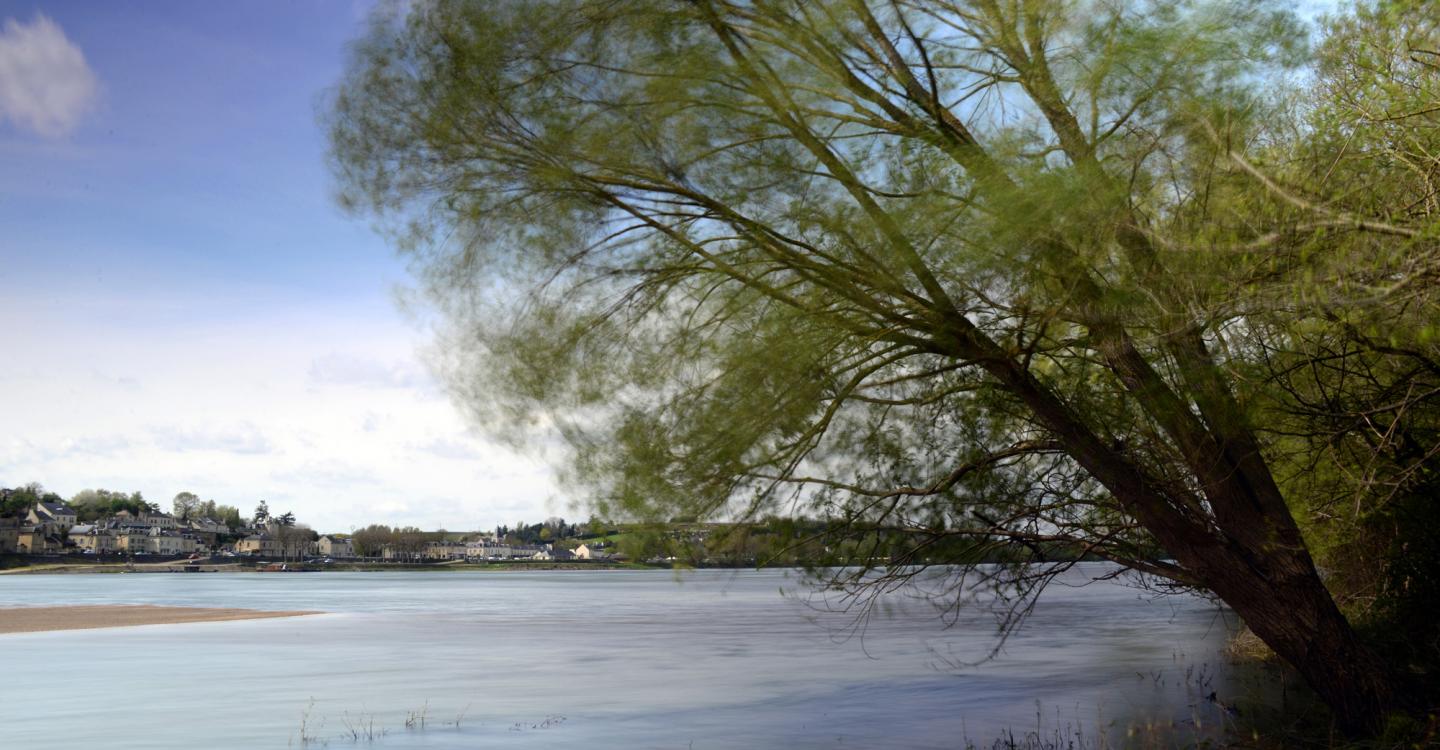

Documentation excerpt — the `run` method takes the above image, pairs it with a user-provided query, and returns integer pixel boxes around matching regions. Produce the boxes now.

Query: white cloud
[0,288,564,534]
[150,423,276,456]
[412,435,482,461]
[60,434,134,458]
[1,435,133,464]
[0,14,99,137]
[308,352,430,390]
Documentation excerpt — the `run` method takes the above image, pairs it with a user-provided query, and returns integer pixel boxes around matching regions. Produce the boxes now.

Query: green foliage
[68,488,154,522]
[351,524,390,558]
[172,491,201,521]
[1,483,61,518]
[614,526,673,563]
[1234,0,1440,681]
[496,518,577,545]
[326,0,1311,564]
[350,524,444,558]
[186,499,244,529]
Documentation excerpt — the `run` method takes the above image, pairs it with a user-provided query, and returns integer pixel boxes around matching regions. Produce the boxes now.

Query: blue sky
[2,1,391,302]
[0,1,559,532]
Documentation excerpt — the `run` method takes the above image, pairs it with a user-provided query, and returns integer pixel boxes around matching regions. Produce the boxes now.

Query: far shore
[0,558,666,575]
[0,605,321,634]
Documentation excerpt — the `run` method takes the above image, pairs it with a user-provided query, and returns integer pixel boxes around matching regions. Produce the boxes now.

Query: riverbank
[0,604,320,634]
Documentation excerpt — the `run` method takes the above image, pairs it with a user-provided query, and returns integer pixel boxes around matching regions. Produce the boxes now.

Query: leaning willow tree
[329,0,1438,732]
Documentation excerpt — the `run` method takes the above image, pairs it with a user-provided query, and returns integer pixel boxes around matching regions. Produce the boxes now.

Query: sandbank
[0,605,321,634]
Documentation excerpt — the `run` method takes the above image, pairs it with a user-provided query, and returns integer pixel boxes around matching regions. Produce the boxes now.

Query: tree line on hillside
[2,483,162,522]
[349,517,610,557]
[3,482,251,532]
[494,516,609,545]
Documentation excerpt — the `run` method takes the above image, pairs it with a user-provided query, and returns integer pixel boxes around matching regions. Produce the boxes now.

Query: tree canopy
[68,488,155,522]
[329,0,1438,732]
[0,483,61,517]
[172,491,201,521]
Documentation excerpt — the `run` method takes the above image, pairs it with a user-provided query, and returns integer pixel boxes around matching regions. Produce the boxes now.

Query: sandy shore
[0,605,321,634]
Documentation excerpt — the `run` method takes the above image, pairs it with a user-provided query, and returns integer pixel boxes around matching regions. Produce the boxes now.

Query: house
[154,529,197,555]
[530,547,575,562]
[573,543,612,560]
[130,528,195,555]
[465,541,511,560]
[113,527,191,555]
[140,511,178,529]
[27,501,77,531]
[69,524,119,554]
[234,533,281,556]
[381,545,419,561]
[17,524,63,554]
[185,517,229,547]
[316,535,353,558]
[190,517,229,534]
[115,529,143,553]
[424,541,469,560]
[112,509,179,529]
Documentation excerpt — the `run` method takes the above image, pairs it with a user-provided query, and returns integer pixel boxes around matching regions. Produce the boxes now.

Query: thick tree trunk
[1194,544,1404,735]
[952,308,1406,734]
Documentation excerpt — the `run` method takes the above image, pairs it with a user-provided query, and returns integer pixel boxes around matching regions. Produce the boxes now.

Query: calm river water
[0,565,1285,748]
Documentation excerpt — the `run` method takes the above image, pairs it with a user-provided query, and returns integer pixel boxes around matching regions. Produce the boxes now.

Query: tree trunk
[1195,543,1404,735]
[975,341,1409,733]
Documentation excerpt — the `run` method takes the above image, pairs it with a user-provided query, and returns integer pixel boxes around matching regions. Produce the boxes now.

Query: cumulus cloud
[0,14,99,137]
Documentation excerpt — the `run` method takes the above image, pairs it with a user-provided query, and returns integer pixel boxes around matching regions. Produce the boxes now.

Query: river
[0,565,1286,748]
